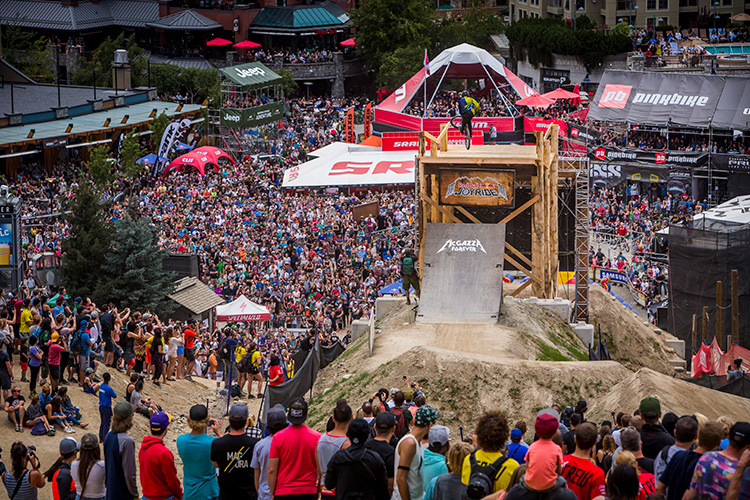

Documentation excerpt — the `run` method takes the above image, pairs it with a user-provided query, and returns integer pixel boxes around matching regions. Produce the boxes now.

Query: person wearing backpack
[390,391,413,440]
[393,405,440,500]
[461,411,519,500]
[400,249,420,305]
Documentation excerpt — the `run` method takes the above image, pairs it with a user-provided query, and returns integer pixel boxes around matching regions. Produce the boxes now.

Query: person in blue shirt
[78,321,94,386]
[98,372,117,442]
[507,427,529,464]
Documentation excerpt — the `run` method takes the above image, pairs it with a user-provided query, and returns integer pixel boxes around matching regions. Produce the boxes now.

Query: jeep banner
[589,71,731,128]
[220,102,284,128]
[438,169,515,207]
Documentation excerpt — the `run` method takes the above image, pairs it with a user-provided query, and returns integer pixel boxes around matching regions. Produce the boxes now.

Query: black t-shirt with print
[210,433,259,500]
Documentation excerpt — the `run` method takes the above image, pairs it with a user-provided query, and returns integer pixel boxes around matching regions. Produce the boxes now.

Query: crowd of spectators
[599,128,750,154]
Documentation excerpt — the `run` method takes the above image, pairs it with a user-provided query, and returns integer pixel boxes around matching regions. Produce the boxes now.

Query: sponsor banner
[589,70,728,128]
[566,122,601,141]
[438,169,515,207]
[588,146,708,169]
[437,238,487,254]
[711,153,750,172]
[710,77,750,130]
[220,102,284,128]
[363,103,372,139]
[345,108,355,143]
[595,267,629,285]
[692,338,750,378]
[423,117,514,134]
[523,117,568,136]
[381,131,484,151]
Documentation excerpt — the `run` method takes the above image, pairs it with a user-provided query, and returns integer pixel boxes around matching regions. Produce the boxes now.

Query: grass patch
[535,341,572,362]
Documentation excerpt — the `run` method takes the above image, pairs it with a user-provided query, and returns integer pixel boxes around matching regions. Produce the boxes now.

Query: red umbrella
[541,87,581,100]
[234,40,262,49]
[340,38,356,47]
[207,38,233,47]
[515,94,555,108]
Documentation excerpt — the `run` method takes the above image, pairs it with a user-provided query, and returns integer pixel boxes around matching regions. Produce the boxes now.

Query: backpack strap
[486,456,510,481]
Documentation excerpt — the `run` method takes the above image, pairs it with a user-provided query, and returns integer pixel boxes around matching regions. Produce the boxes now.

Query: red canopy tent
[340,38,356,47]
[515,94,555,108]
[207,38,233,46]
[234,40,261,49]
[541,87,580,100]
[162,146,236,178]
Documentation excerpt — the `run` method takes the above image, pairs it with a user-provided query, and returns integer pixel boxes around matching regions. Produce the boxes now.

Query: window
[549,0,562,7]
[647,0,655,9]
[722,0,731,5]
[679,0,698,6]
[659,0,667,9]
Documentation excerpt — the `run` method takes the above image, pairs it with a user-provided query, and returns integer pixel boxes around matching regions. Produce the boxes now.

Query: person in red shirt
[268,355,284,386]
[183,319,197,381]
[562,422,606,500]
[47,332,65,392]
[139,412,182,500]
[268,397,321,499]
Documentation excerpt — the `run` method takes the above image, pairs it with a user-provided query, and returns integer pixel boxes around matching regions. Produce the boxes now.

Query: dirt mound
[309,343,631,433]
[504,283,675,374]
[588,367,750,422]
[7,364,221,500]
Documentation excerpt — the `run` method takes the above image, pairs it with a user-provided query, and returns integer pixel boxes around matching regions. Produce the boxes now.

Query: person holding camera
[2,442,45,500]
[176,404,222,500]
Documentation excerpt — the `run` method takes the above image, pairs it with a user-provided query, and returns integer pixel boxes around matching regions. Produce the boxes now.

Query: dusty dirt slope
[506,283,675,374]
[588,367,750,422]
[3,363,225,500]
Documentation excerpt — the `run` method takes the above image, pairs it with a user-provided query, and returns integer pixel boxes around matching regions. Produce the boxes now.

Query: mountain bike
[449,115,472,150]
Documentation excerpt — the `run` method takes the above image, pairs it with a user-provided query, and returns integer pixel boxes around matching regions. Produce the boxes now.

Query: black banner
[566,122,601,142]
[588,71,748,130]
[711,153,750,172]
[589,145,709,168]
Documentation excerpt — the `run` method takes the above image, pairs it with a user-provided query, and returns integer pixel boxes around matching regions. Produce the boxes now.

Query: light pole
[574,2,584,30]
[713,1,719,31]
[629,2,638,28]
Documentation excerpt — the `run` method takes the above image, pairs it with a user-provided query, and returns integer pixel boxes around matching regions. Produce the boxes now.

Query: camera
[209,420,215,427]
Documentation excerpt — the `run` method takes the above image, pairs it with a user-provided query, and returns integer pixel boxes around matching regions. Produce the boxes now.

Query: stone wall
[515,52,628,92]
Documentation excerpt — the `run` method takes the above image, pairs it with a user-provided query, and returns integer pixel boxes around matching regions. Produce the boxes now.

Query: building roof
[168,276,224,315]
[251,1,351,32]
[145,9,222,31]
[0,0,159,31]
[0,100,204,149]
[148,54,215,69]
[0,83,139,117]
[220,62,282,89]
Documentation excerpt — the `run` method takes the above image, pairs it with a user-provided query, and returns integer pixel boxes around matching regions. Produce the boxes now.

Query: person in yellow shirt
[19,299,33,339]
[461,411,519,495]
[235,343,247,396]
[246,342,263,399]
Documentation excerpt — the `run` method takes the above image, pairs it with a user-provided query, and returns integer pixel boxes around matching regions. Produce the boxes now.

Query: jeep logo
[236,67,265,78]
[223,114,241,123]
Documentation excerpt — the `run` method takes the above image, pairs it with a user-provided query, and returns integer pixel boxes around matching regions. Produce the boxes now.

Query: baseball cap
[375,412,396,429]
[150,412,172,432]
[288,397,308,425]
[347,418,371,445]
[189,404,208,421]
[229,403,249,421]
[85,368,94,375]
[403,388,414,401]
[537,408,561,421]
[51,332,59,342]
[639,396,661,418]
[91,311,99,319]
[510,428,523,440]
[428,425,450,447]
[267,404,288,430]
[81,433,99,449]
[535,413,559,439]
[415,405,440,427]
[729,422,750,448]
[59,437,79,455]
[114,401,134,418]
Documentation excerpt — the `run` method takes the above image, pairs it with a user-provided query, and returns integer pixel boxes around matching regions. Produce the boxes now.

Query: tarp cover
[220,62,282,89]
[588,71,750,130]
[282,142,416,188]
[215,295,271,322]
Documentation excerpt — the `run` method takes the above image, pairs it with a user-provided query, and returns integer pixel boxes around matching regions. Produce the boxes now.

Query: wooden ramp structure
[416,124,585,308]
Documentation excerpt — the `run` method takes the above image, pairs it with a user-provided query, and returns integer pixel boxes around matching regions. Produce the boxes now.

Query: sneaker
[185,376,193,381]
[14,424,20,432]
[247,394,256,399]
[64,427,75,434]
[20,377,28,382]
[257,393,264,399]
[18,425,24,433]
[153,381,161,388]
[80,423,89,429]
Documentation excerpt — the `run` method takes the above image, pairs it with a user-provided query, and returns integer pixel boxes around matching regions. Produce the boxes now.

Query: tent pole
[427,69,449,111]
[482,63,518,116]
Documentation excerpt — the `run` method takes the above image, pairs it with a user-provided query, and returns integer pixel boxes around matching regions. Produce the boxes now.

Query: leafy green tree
[180,67,220,104]
[610,21,632,37]
[72,33,147,88]
[120,132,145,178]
[1,23,55,83]
[149,111,171,149]
[277,69,298,98]
[60,181,111,300]
[379,45,428,88]
[150,63,183,98]
[87,144,114,188]
[97,215,176,315]
[351,0,433,81]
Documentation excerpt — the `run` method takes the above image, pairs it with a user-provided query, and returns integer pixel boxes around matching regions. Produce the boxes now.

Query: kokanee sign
[439,169,515,207]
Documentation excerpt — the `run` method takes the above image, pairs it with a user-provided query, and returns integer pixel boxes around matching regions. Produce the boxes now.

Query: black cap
[288,397,308,425]
[347,418,371,445]
[189,404,208,421]
[375,411,396,429]
[730,421,750,448]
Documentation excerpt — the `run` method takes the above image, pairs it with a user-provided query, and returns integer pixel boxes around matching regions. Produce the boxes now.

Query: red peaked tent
[162,146,236,178]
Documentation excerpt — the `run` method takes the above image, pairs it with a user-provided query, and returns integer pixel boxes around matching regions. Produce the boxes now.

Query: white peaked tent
[215,295,271,322]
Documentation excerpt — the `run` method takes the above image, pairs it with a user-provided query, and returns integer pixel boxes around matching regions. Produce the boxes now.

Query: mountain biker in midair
[458,90,480,139]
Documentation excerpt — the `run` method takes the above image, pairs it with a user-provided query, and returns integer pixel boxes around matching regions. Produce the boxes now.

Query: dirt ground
[1,363,228,500]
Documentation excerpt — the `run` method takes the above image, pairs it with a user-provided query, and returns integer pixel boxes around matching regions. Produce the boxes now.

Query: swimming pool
[703,44,750,55]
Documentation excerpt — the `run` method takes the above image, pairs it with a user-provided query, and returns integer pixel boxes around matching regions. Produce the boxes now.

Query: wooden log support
[716,280,722,350]
[702,305,709,344]
[438,123,449,152]
[531,132,546,298]
[731,269,738,346]
[549,125,559,297]
[692,313,698,355]
[498,195,540,225]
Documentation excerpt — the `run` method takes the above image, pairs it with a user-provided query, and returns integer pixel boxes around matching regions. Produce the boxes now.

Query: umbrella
[207,38,232,47]
[541,87,580,100]
[174,142,194,151]
[136,153,169,165]
[730,12,750,22]
[340,38,356,47]
[234,40,261,49]
[515,94,555,107]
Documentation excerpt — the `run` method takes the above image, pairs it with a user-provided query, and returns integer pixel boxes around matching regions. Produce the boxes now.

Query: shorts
[12,323,19,339]
[79,356,91,372]
[20,362,27,371]
[50,364,60,381]
[0,371,10,390]
[104,337,115,353]
[185,348,195,362]
[177,346,185,356]
[123,350,135,364]
[401,273,421,293]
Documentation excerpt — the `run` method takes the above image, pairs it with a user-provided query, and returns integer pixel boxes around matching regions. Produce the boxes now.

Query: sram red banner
[422,117,515,133]
[523,117,569,136]
[382,131,484,151]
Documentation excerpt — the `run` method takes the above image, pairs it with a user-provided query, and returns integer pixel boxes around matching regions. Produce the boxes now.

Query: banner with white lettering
[588,71,728,128]
[588,145,708,168]
[220,102,284,128]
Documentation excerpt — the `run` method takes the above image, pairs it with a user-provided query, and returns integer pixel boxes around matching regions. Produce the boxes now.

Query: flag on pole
[424,48,430,77]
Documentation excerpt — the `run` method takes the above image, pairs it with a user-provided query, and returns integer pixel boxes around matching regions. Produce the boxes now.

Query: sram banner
[523,117,568,136]
[382,131,484,151]
[423,117,514,133]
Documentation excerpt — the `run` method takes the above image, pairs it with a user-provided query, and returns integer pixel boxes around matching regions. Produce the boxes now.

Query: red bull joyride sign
[439,169,515,208]
[220,102,284,128]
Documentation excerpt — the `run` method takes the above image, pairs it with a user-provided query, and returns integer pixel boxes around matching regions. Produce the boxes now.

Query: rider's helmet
[462,90,470,97]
